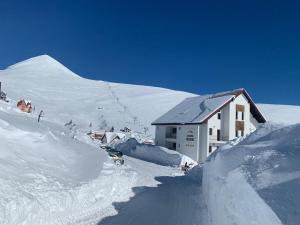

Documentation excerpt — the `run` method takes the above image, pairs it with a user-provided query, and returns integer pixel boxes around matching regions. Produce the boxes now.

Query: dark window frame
[172,127,177,134]
[209,128,213,135]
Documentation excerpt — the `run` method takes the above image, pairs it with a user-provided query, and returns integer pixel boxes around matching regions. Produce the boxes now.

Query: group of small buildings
[152,88,266,163]
[88,130,127,145]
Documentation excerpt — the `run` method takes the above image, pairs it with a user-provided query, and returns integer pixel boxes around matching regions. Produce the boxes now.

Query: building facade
[152,89,266,163]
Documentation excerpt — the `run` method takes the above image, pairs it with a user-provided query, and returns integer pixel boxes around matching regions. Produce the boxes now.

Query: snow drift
[203,123,300,225]
[116,138,195,167]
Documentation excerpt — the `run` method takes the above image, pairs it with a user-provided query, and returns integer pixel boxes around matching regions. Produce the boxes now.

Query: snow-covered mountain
[0,55,299,225]
[0,55,193,137]
[1,55,299,137]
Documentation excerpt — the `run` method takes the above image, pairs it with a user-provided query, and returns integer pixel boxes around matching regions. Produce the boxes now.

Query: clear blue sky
[0,0,299,105]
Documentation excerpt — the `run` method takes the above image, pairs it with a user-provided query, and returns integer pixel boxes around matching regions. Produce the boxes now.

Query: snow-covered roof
[152,88,266,125]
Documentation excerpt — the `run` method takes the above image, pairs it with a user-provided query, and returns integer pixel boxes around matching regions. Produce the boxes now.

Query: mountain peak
[6,55,79,78]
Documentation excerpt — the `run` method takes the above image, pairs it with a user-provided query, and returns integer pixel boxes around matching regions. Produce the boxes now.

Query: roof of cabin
[151,88,266,125]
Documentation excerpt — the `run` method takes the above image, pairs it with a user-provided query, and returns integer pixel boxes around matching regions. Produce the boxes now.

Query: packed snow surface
[0,55,300,225]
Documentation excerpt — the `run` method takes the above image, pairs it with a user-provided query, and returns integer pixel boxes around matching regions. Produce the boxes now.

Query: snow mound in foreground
[203,123,300,225]
[116,138,195,167]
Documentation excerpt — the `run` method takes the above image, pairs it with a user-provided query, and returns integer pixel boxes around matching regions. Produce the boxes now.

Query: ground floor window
[236,129,244,137]
[172,142,176,150]
[209,146,213,153]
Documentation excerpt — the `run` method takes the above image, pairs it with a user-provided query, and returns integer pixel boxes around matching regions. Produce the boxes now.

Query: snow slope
[1,55,299,139]
[0,55,205,224]
[258,104,300,125]
[0,98,203,224]
[0,55,300,225]
[0,55,193,137]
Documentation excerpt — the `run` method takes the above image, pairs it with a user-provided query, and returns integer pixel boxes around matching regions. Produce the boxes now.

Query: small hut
[17,100,32,113]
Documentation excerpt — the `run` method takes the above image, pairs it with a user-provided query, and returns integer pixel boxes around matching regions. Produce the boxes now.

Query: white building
[151,88,266,163]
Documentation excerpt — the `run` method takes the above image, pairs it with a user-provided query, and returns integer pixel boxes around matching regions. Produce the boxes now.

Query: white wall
[208,112,221,142]
[221,105,231,141]
[176,125,199,161]
[155,125,166,146]
[199,123,209,162]
[228,94,250,139]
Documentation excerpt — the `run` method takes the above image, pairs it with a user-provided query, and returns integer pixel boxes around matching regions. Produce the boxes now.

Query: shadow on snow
[97,167,207,225]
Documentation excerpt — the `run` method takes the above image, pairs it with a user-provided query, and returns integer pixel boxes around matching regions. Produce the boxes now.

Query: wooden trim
[235,121,244,130]
[236,104,245,112]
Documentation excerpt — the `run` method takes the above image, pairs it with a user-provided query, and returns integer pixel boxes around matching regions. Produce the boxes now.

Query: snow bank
[116,138,195,167]
[203,122,300,225]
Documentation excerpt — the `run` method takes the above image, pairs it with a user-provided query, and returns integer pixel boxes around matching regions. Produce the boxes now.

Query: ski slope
[0,55,300,225]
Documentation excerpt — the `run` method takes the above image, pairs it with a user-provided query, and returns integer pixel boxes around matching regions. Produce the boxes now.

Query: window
[236,111,238,120]
[218,113,221,120]
[172,127,177,134]
[172,142,176,150]
[236,130,239,137]
[242,112,244,120]
[241,130,244,137]
[209,128,213,135]
[217,129,221,141]
[209,146,213,153]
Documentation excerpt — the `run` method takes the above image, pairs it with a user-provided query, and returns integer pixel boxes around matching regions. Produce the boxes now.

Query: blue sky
[0,0,299,105]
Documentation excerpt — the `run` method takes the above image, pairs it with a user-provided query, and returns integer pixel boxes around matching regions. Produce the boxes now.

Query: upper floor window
[218,113,221,120]
[209,128,213,135]
[236,104,245,121]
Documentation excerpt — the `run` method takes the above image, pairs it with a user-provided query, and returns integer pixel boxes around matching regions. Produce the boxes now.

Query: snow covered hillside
[0,55,299,138]
[0,55,193,137]
[258,104,300,125]
[0,55,299,225]
[0,97,204,224]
